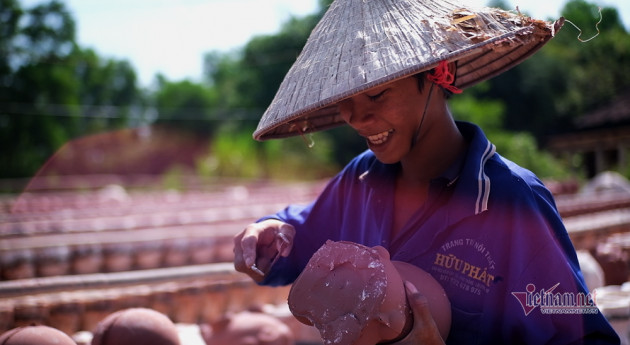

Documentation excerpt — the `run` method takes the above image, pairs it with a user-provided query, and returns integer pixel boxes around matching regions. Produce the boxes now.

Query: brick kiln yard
[1,173,630,344]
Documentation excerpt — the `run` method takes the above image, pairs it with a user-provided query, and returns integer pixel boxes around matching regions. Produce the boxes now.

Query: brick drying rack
[1,176,630,341]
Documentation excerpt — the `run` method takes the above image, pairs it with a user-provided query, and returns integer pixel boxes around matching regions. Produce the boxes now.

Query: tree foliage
[2,0,629,182]
[480,0,630,139]
[1,0,141,179]
[451,0,630,178]
[152,76,219,135]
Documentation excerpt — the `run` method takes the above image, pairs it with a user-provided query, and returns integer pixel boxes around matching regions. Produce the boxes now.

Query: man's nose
[338,99,353,124]
[338,98,371,127]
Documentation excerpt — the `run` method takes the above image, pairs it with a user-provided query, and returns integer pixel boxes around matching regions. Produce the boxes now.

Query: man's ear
[443,61,459,98]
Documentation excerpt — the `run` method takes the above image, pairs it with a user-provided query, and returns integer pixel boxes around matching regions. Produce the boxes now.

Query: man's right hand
[233,219,295,282]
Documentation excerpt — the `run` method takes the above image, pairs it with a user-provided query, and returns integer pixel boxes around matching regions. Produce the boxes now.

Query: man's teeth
[367,130,392,144]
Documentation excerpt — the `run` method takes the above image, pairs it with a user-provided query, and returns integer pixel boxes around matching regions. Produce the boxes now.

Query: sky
[21,0,630,88]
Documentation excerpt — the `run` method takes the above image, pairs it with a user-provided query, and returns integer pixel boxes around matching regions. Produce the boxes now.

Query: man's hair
[413,71,430,93]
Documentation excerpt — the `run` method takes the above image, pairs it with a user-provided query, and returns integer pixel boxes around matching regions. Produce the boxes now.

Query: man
[233,0,619,343]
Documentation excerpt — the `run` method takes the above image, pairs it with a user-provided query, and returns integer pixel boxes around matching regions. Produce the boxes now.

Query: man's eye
[368,90,387,101]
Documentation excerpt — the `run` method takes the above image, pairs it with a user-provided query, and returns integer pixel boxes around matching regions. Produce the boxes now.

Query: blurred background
[1,0,630,343]
[1,0,629,190]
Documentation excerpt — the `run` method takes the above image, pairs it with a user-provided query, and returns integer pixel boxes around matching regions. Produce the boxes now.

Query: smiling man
[231,0,620,343]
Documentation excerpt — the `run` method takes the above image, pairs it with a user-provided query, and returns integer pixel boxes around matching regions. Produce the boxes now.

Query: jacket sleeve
[255,152,373,286]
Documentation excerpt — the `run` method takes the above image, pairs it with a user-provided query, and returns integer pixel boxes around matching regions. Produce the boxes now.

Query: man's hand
[233,219,294,282]
[395,281,446,345]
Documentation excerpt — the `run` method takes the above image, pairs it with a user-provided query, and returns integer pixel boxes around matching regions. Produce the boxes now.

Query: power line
[0,103,263,121]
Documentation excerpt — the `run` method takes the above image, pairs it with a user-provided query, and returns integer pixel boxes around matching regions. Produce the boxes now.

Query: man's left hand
[394,281,446,345]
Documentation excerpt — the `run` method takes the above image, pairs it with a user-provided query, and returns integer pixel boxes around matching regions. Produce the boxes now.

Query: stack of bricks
[2,176,630,342]
[1,181,326,281]
[0,263,291,335]
[0,180,326,341]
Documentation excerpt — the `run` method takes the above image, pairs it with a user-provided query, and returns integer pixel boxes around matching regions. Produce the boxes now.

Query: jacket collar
[359,121,496,226]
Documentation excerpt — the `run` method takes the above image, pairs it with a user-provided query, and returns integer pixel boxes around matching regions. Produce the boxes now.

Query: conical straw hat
[254,0,564,141]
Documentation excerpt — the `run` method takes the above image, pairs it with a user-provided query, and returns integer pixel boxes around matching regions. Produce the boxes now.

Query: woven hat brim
[253,0,564,141]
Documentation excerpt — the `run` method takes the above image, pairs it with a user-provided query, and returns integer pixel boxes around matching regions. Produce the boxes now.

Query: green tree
[553,0,630,117]
[0,0,144,179]
[204,50,242,110]
[203,6,364,173]
[226,15,321,109]
[451,83,573,179]
[483,0,630,140]
[0,0,80,178]
[73,48,142,132]
[201,8,346,179]
[0,0,22,87]
[153,76,219,136]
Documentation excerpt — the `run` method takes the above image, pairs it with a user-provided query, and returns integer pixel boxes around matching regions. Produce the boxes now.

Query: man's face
[337,76,429,164]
